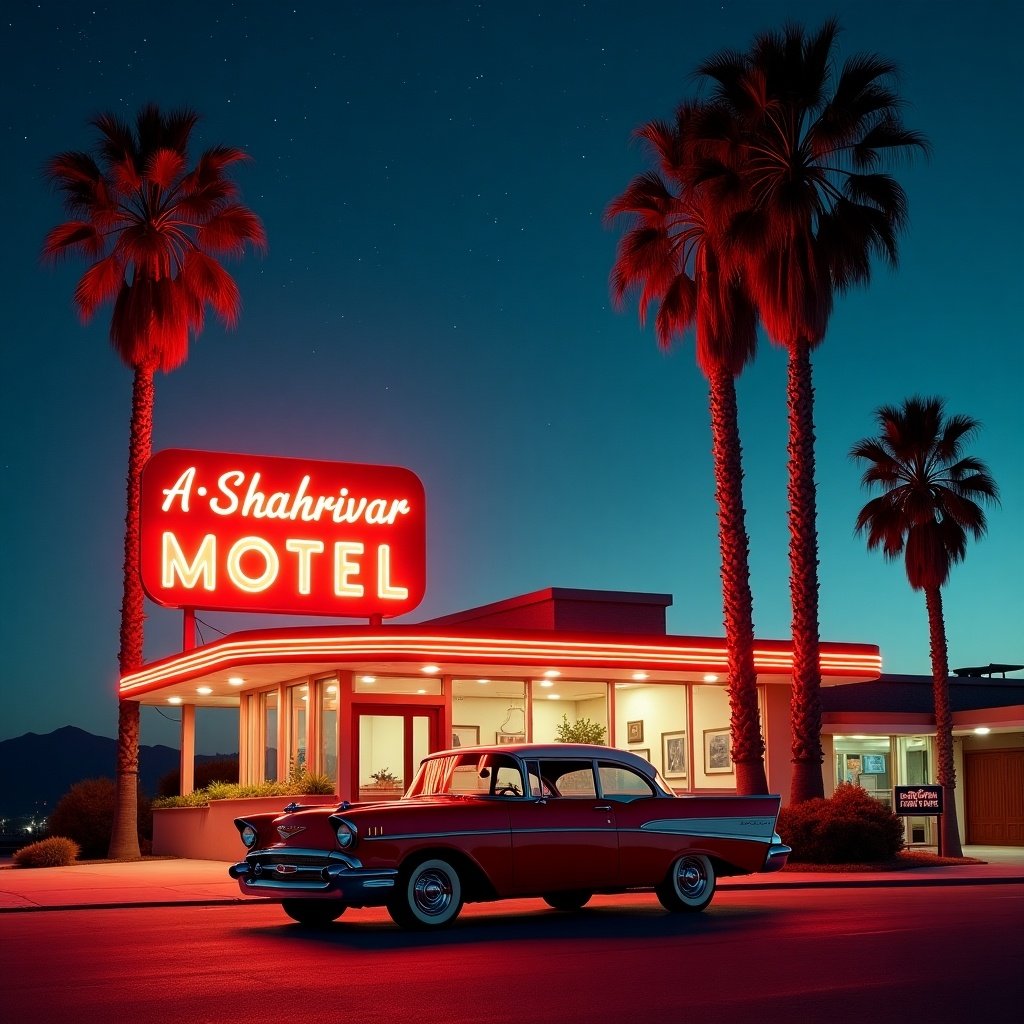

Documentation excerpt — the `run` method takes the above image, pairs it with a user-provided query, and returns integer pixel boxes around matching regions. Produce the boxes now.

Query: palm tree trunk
[107,364,154,860]
[924,586,963,857]
[786,340,825,803]
[708,367,767,795]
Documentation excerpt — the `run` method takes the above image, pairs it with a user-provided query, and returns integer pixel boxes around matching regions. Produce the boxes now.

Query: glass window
[289,684,308,774]
[261,691,278,782]
[833,735,894,808]
[353,675,442,695]
[318,677,338,780]
[598,762,655,800]
[530,679,607,743]
[451,678,526,745]
[539,759,598,798]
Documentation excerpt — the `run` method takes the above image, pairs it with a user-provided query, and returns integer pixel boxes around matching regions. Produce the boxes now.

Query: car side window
[541,760,598,799]
[598,763,655,800]
[491,757,524,797]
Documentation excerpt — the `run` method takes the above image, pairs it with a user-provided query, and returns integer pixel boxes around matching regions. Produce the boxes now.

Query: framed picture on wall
[661,731,687,779]
[451,725,479,748]
[704,728,733,775]
[496,733,526,744]
[631,748,651,764]
[627,720,644,744]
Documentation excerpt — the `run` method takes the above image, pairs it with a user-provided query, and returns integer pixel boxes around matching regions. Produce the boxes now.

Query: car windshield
[407,752,525,798]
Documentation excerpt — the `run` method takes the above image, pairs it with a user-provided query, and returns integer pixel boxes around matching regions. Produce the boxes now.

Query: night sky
[2,1,1021,753]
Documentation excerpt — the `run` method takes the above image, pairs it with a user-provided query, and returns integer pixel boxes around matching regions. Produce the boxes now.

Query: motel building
[126,449,1024,860]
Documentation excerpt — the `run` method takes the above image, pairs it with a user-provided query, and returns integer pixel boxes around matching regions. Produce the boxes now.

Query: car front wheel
[389,858,464,929]
[281,900,346,926]
[656,854,716,913]
[542,891,592,911]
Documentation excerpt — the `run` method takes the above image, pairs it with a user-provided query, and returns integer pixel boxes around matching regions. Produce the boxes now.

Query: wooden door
[965,749,1024,845]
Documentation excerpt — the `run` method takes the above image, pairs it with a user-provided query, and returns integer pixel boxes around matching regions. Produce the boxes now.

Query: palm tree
[697,20,928,801]
[43,105,266,858]
[607,104,767,795]
[851,396,998,858]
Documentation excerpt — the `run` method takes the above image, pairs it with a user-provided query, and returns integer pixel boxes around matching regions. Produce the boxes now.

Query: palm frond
[73,254,124,320]
[41,221,104,262]
[196,204,267,255]
[147,148,186,190]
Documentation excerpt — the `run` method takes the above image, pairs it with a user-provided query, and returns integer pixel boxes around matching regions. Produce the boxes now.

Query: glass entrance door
[354,707,439,802]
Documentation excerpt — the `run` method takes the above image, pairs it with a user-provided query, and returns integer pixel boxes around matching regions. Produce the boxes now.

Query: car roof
[428,742,655,770]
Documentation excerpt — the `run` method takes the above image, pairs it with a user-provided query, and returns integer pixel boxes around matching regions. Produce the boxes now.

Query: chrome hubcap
[677,858,708,899]
[413,869,452,916]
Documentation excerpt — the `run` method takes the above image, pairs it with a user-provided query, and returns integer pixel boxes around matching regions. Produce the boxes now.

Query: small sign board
[894,785,944,815]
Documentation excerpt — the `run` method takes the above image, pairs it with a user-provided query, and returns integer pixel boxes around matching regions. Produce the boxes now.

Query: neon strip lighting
[120,632,881,695]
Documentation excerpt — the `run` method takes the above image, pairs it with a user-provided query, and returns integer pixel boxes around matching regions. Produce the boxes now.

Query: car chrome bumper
[762,836,792,873]
[229,848,399,905]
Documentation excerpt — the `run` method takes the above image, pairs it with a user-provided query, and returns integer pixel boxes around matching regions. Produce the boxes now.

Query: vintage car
[229,743,790,929]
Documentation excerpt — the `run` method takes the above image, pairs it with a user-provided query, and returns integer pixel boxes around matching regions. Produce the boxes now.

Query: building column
[180,703,196,795]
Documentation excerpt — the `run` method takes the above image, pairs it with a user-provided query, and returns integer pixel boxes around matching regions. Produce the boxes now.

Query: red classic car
[229,743,790,929]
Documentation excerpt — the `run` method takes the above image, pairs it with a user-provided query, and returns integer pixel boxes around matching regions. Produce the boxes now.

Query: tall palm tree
[607,104,767,795]
[43,105,266,858]
[851,396,998,858]
[698,20,928,801]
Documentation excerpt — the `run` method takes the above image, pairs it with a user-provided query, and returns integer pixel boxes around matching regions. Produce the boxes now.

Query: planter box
[152,794,338,861]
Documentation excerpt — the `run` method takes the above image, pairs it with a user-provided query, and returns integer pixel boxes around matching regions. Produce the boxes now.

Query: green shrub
[157,757,239,797]
[778,783,906,864]
[14,836,81,868]
[152,769,336,809]
[554,714,607,744]
[47,778,153,858]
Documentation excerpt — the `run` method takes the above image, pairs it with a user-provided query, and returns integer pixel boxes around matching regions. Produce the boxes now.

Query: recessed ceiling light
[543,670,560,679]
[167,697,183,705]
[421,665,440,675]
[547,694,561,700]
[228,676,245,686]
[477,678,490,685]
[326,685,338,694]
[632,672,649,681]
[974,726,991,735]
[539,679,554,688]
[417,688,427,695]
[360,676,376,684]
[196,686,213,695]
[703,674,719,684]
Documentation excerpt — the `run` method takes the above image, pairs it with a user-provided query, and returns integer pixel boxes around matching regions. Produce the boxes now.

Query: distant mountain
[0,726,236,818]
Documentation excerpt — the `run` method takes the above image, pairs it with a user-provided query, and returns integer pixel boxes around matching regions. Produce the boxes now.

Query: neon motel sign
[139,449,426,618]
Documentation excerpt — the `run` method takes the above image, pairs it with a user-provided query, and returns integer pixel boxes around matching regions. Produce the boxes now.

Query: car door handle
[594,804,612,811]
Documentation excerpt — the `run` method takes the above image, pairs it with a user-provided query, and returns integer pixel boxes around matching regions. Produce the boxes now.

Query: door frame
[352,704,442,800]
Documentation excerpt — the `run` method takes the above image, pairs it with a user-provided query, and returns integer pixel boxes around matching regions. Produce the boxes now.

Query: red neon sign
[139,449,426,618]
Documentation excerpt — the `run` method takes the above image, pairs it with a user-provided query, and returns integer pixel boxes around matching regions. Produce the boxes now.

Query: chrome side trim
[639,816,775,840]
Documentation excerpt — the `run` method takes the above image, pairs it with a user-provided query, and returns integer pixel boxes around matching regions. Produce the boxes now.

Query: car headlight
[334,819,357,850]
[241,824,258,849]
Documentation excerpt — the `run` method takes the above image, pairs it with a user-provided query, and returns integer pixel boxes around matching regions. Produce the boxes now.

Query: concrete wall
[153,795,337,861]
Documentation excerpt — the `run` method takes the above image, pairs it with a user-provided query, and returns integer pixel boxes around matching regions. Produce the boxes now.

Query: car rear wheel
[542,891,593,912]
[656,854,716,913]
[281,900,346,926]
[388,857,464,930]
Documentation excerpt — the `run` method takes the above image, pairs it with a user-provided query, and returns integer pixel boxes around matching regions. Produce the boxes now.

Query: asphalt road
[3,885,1022,1024]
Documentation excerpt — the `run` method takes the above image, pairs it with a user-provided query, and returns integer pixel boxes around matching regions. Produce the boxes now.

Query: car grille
[249,850,333,882]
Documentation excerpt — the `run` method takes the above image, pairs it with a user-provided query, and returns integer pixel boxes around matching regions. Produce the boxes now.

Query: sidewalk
[1,847,1022,913]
